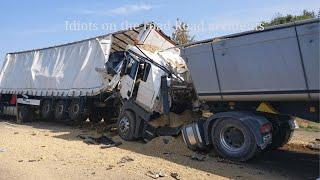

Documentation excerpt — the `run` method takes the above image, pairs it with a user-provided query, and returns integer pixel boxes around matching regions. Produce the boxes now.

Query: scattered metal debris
[190,153,206,161]
[307,140,320,150]
[162,138,170,144]
[170,172,180,180]
[146,170,165,179]
[106,165,114,170]
[117,156,134,164]
[163,152,174,156]
[100,142,122,149]
[77,135,122,147]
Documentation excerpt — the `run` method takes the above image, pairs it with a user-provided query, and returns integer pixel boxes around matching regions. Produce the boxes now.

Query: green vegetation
[260,10,317,28]
[296,118,320,132]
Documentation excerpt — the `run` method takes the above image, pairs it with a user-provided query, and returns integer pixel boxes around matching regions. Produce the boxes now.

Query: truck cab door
[135,63,156,111]
[120,58,139,99]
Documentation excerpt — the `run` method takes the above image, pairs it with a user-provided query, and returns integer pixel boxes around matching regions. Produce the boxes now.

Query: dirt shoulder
[0,120,319,180]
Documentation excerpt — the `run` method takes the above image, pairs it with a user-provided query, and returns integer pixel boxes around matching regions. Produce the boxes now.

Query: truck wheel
[270,123,293,149]
[54,100,67,121]
[41,100,53,121]
[17,106,32,123]
[117,110,136,141]
[68,99,86,123]
[211,118,257,161]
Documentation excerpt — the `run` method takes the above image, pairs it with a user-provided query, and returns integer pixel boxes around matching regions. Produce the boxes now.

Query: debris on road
[146,170,165,179]
[77,135,122,147]
[100,142,122,149]
[188,153,206,161]
[162,138,170,144]
[31,132,37,136]
[106,165,114,170]
[170,172,180,180]
[163,152,174,156]
[14,132,19,134]
[307,139,320,150]
[117,156,134,164]
[0,147,7,152]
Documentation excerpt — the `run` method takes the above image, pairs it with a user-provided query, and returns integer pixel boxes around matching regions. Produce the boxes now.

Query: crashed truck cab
[114,20,319,161]
[115,45,282,161]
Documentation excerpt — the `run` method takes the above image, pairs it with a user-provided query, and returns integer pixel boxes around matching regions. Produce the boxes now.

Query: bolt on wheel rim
[220,126,245,152]
[119,116,130,135]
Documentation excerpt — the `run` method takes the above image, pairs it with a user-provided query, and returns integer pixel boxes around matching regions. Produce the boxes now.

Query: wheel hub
[119,116,130,135]
[57,105,64,114]
[220,126,245,152]
[72,104,80,113]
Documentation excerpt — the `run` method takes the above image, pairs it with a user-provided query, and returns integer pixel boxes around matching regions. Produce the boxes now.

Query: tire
[211,118,258,161]
[270,123,293,149]
[68,99,86,123]
[41,100,53,121]
[17,106,32,123]
[54,100,67,122]
[117,110,136,141]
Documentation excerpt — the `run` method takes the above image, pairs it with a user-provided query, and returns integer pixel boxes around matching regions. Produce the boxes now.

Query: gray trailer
[115,18,319,161]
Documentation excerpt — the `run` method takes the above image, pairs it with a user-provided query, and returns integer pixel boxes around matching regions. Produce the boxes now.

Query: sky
[0,0,319,67]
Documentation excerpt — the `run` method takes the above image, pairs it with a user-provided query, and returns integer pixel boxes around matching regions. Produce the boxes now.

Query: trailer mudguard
[204,111,271,149]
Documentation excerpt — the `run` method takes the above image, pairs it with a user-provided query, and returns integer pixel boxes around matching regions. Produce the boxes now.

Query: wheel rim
[44,104,50,113]
[72,104,80,114]
[57,105,64,114]
[220,126,245,152]
[119,116,130,136]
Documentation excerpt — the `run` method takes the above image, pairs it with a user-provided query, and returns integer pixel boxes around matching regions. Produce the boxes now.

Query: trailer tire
[17,106,32,123]
[54,100,67,121]
[117,110,136,141]
[41,100,53,121]
[211,118,258,161]
[68,99,86,123]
